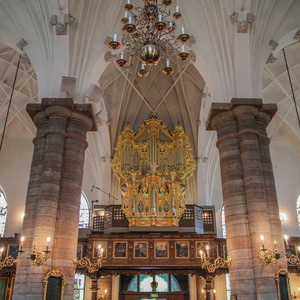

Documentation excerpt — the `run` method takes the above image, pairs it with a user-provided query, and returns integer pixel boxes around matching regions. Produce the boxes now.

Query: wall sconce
[0,247,16,270]
[18,236,51,266]
[74,244,103,273]
[199,246,231,273]
[279,212,287,223]
[20,212,25,220]
[97,289,107,300]
[259,235,300,265]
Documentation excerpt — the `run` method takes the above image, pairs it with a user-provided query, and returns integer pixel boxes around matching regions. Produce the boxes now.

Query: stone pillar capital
[45,105,72,119]
[257,111,271,126]
[232,105,258,118]
[209,110,234,130]
[207,98,277,132]
[70,110,94,131]
[32,111,47,126]
[27,98,97,131]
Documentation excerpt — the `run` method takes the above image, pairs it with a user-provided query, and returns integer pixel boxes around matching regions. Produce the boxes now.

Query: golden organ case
[111,115,196,227]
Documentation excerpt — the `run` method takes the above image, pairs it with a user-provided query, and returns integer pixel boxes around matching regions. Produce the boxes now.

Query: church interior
[0,0,300,299]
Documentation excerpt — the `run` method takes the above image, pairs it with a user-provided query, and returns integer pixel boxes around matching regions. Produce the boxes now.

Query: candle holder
[154,21,167,32]
[201,255,232,273]
[18,242,51,267]
[124,3,133,11]
[97,289,107,300]
[163,0,172,6]
[173,12,182,20]
[0,247,17,271]
[121,17,129,25]
[258,238,300,265]
[163,66,174,75]
[178,51,189,61]
[178,33,190,43]
[74,246,103,273]
[199,248,232,273]
[108,41,121,50]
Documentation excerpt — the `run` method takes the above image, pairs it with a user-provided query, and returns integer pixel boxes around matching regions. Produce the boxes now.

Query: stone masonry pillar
[13,98,96,300]
[207,98,284,300]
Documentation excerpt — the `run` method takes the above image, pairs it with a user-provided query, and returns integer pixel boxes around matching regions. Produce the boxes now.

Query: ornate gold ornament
[73,256,103,273]
[112,115,196,227]
[73,244,104,273]
[109,0,192,77]
[43,266,67,300]
[202,256,232,273]
[18,241,51,267]
[274,265,292,300]
[259,239,300,265]
[0,256,17,270]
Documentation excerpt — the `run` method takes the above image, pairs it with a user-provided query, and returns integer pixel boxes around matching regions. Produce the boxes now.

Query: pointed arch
[79,193,90,229]
[297,195,300,233]
[0,188,8,237]
[221,204,226,238]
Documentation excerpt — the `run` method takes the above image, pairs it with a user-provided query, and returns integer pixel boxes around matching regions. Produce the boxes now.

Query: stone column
[189,274,197,300]
[90,276,98,300]
[256,111,283,244]
[207,98,283,300]
[13,98,96,300]
[111,275,119,300]
[205,275,214,300]
[13,111,48,297]
[53,110,93,297]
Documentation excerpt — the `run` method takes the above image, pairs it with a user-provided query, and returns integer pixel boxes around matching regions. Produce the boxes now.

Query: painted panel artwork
[154,242,169,259]
[113,242,127,258]
[175,241,189,258]
[134,242,148,258]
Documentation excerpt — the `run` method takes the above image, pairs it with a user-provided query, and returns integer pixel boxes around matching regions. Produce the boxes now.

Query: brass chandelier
[108,0,191,77]
[111,115,196,227]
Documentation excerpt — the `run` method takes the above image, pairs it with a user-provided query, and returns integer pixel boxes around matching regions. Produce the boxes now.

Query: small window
[128,274,181,293]
[74,273,85,300]
[226,273,231,300]
[79,193,90,228]
[171,276,181,292]
[297,195,300,233]
[0,189,8,237]
[128,276,138,292]
[221,204,226,238]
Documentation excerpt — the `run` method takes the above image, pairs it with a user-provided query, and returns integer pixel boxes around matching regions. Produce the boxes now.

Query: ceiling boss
[112,115,196,227]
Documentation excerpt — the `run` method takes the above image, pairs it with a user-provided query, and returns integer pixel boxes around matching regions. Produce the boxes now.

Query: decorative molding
[230,11,255,33]
[20,54,31,64]
[294,30,300,41]
[16,39,28,50]
[266,54,277,64]
[50,14,74,35]
[43,266,67,300]
[268,39,278,50]
[56,23,67,35]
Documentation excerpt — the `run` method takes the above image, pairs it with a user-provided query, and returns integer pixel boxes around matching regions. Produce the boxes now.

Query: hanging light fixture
[108,0,192,76]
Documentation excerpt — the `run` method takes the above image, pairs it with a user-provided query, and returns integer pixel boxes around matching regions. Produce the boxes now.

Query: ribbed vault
[99,59,205,156]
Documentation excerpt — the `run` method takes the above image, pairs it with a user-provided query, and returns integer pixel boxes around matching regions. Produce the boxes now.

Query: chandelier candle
[112,0,192,76]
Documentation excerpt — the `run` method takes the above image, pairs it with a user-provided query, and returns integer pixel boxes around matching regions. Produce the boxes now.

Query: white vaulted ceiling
[263,42,300,139]
[0,44,37,138]
[99,60,205,154]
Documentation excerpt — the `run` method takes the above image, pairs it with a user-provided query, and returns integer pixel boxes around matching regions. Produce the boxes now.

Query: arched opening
[79,193,90,229]
[297,195,300,233]
[0,189,7,237]
[127,274,182,293]
[221,204,226,238]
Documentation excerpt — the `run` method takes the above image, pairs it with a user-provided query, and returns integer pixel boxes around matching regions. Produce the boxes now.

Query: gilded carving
[111,115,196,226]
[43,266,67,300]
